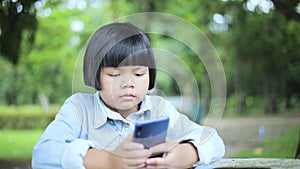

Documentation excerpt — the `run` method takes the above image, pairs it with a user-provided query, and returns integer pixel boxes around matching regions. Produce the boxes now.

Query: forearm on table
[83,148,112,169]
[179,143,199,165]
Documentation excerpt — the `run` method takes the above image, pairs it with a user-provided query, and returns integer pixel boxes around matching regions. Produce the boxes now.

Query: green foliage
[224,95,265,117]
[0,129,43,160]
[0,4,82,104]
[0,0,39,64]
[0,105,59,129]
[217,1,300,114]
[151,34,204,96]
[0,113,55,129]
[0,58,15,104]
[232,126,300,158]
[0,0,300,116]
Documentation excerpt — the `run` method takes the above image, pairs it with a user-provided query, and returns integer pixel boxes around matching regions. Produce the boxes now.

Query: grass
[0,129,43,160]
[232,126,300,158]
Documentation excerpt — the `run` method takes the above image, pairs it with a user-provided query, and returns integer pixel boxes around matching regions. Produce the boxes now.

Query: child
[32,22,225,169]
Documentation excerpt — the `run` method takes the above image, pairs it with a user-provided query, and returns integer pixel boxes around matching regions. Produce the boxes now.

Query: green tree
[0,0,40,65]
[223,0,300,114]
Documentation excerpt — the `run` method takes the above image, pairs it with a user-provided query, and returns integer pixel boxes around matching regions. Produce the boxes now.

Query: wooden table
[194,158,300,169]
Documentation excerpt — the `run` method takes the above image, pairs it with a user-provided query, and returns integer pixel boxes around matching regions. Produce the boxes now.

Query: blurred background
[0,0,299,168]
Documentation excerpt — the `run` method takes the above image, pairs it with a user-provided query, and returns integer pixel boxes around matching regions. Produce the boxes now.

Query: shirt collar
[93,92,107,129]
[93,92,152,129]
[134,95,152,115]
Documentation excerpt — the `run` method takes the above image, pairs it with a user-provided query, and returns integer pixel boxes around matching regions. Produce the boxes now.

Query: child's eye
[135,73,145,77]
[108,74,120,77]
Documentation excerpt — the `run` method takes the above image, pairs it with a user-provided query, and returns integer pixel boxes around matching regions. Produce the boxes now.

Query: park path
[205,114,300,157]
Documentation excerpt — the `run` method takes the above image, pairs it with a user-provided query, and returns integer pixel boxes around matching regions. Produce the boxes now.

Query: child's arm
[148,96,225,166]
[84,134,152,169]
[32,96,92,169]
[145,138,198,168]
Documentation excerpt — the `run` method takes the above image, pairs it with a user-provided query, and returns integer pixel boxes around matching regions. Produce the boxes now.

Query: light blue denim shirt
[32,92,225,169]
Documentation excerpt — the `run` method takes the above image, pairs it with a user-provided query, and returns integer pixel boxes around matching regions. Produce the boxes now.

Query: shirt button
[124,123,129,128]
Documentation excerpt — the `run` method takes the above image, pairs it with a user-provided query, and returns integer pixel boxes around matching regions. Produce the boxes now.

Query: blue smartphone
[133,116,169,149]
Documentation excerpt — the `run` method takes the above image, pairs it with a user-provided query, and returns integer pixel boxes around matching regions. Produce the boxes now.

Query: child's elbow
[212,129,226,161]
[31,140,63,169]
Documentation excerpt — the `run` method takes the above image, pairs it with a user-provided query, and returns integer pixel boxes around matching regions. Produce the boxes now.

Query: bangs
[84,22,157,90]
[99,34,155,69]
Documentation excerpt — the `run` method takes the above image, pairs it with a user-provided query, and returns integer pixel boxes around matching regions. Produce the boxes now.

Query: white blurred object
[258,125,265,145]
[39,93,49,114]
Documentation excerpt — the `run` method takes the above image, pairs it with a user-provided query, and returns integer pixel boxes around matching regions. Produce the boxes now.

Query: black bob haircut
[83,22,156,90]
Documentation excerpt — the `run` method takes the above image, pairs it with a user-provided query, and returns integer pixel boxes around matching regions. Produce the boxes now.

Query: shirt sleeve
[164,99,225,165]
[190,126,225,165]
[32,95,93,169]
[61,139,95,169]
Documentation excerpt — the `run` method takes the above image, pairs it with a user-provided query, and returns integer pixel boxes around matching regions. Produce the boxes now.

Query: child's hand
[145,138,198,169]
[109,133,152,169]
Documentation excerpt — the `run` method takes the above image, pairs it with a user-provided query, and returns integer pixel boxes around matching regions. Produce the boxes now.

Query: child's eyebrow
[107,66,148,72]
[103,67,119,72]
[132,66,148,71]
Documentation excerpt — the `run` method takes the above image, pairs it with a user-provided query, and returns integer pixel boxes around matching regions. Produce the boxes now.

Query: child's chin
[117,105,138,112]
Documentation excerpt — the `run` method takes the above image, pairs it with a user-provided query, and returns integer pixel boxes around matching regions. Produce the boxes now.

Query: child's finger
[146,157,168,168]
[127,149,152,158]
[125,158,148,168]
[149,138,177,154]
[128,132,133,138]
[112,147,152,161]
[165,138,177,145]
[122,140,145,150]
[149,143,167,155]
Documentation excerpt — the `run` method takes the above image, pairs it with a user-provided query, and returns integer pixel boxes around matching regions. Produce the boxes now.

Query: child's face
[99,66,150,117]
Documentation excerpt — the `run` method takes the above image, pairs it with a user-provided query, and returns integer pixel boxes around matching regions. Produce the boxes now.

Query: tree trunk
[4,69,18,105]
[263,75,278,114]
[285,80,292,109]
[235,56,245,115]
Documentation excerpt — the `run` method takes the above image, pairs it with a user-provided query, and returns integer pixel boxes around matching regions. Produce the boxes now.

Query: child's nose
[121,76,135,88]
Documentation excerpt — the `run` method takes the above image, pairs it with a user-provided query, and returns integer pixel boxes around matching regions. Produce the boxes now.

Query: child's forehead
[102,66,148,71]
